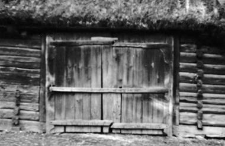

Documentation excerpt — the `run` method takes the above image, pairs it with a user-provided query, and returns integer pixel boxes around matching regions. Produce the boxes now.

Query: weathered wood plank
[0,67,40,85]
[111,123,167,129]
[180,44,225,54]
[50,87,168,93]
[180,112,225,126]
[0,39,41,49]
[0,91,39,103]
[91,37,118,42]
[180,92,225,105]
[179,72,225,85]
[45,36,55,133]
[0,55,40,69]
[113,43,170,49]
[39,35,46,122]
[0,85,39,103]
[0,109,39,121]
[0,101,39,112]
[51,120,113,126]
[179,125,225,137]
[180,102,225,114]
[102,46,121,133]
[180,63,225,75]
[90,46,102,133]
[180,52,225,64]
[0,119,44,133]
[50,40,114,46]
[179,83,225,94]
[0,46,41,57]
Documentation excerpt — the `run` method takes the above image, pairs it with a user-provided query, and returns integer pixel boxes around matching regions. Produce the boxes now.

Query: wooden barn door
[46,37,173,135]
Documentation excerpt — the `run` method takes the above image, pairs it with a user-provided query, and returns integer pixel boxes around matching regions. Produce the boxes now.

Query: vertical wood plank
[64,46,76,132]
[103,46,121,133]
[39,34,46,124]
[90,46,101,133]
[54,46,66,122]
[45,36,56,133]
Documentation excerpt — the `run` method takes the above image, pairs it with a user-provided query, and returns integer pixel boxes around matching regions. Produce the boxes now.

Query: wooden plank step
[49,87,168,94]
[50,40,114,46]
[51,120,113,127]
[111,123,167,130]
[113,43,170,49]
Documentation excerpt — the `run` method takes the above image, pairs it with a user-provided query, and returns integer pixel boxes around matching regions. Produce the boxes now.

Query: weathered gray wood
[179,125,225,137]
[173,36,180,136]
[0,84,39,103]
[0,67,40,85]
[39,35,46,122]
[0,109,39,121]
[180,63,225,75]
[180,52,225,64]
[179,72,225,85]
[179,83,225,94]
[0,55,40,69]
[51,120,113,126]
[180,102,225,114]
[50,40,114,46]
[45,36,55,133]
[113,43,170,49]
[0,46,41,57]
[0,39,41,49]
[91,37,118,42]
[50,87,168,93]
[180,112,225,127]
[102,46,121,133]
[0,101,39,112]
[180,44,225,54]
[180,92,225,105]
[111,123,167,130]
[0,119,44,133]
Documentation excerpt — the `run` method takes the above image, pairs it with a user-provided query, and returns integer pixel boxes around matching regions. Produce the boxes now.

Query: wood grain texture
[51,120,113,126]
[0,55,40,69]
[179,83,225,94]
[0,67,40,85]
[180,112,225,126]
[0,119,44,133]
[102,46,122,133]
[179,92,225,105]
[0,39,41,49]
[179,125,225,137]
[50,87,168,93]
[180,52,225,64]
[179,72,225,85]
[0,109,39,121]
[180,102,225,114]
[0,46,41,57]
[45,36,55,133]
[39,35,46,122]
[0,101,39,112]
[180,63,225,75]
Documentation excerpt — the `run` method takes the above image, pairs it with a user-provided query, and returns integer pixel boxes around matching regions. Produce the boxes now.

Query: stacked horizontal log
[0,36,43,132]
[179,43,225,137]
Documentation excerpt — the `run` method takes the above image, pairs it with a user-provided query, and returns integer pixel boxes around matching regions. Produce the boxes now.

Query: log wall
[178,37,225,137]
[0,33,44,132]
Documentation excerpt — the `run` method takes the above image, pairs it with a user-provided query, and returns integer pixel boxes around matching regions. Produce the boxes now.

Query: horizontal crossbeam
[49,87,168,94]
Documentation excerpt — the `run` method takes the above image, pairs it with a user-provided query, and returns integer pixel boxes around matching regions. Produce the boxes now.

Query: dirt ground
[0,131,225,146]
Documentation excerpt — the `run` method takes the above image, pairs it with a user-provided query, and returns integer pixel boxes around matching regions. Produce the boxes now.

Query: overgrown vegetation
[0,0,224,30]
